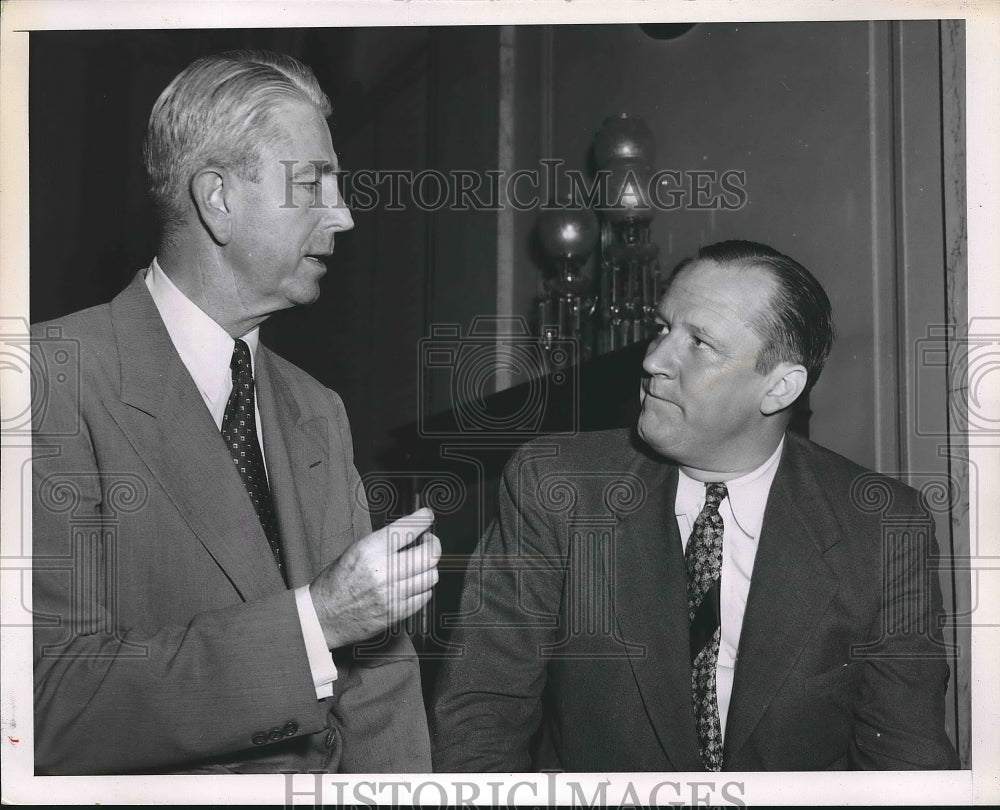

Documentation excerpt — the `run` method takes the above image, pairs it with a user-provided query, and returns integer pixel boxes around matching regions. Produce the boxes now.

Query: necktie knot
[703,481,728,511]
[231,338,253,378]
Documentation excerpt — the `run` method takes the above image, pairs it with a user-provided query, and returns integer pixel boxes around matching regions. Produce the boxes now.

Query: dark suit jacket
[431,427,959,771]
[32,271,430,774]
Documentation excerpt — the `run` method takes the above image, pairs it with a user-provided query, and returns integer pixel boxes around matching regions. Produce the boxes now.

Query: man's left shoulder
[260,346,344,411]
[784,432,926,515]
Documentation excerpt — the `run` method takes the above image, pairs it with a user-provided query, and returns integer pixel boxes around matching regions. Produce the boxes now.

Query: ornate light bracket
[535,113,663,365]
[594,113,662,354]
[535,201,600,365]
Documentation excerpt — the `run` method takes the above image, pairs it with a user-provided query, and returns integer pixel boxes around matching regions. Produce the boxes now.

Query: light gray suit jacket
[32,270,430,774]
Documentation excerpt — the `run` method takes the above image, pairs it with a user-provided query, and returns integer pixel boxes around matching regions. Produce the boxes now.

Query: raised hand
[309,508,441,649]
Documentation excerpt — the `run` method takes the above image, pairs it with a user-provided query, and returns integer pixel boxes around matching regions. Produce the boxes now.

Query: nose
[642,331,679,379]
[327,180,354,233]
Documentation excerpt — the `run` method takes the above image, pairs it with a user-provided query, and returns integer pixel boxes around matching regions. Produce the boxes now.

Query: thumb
[382,507,435,552]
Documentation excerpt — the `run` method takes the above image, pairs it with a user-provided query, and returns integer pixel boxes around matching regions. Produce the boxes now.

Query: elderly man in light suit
[32,50,440,775]
[431,240,959,771]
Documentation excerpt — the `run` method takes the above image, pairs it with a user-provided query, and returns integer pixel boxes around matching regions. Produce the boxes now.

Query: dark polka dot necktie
[222,339,286,583]
[685,481,728,772]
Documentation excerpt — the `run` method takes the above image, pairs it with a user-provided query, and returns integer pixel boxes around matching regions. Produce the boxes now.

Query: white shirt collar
[675,437,785,539]
[145,257,260,414]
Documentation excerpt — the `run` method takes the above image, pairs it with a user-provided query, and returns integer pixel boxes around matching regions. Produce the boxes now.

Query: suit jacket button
[268,728,284,742]
[252,733,268,746]
[283,721,298,737]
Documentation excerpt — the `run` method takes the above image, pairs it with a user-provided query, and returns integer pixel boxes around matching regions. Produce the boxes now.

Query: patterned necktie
[222,339,286,583]
[685,481,728,771]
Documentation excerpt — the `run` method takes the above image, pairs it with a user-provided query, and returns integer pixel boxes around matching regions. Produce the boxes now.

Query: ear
[760,362,808,415]
[190,167,232,245]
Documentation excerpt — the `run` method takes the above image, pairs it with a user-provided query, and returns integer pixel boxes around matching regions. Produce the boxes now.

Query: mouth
[304,241,335,260]
[641,385,677,408]
[303,253,331,270]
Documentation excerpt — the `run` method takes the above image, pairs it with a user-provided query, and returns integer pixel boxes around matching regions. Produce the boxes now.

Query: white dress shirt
[145,259,337,699]
[675,437,784,739]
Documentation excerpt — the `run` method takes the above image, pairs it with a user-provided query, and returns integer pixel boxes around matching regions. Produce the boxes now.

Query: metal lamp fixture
[594,113,662,353]
[535,199,600,364]
[535,113,663,364]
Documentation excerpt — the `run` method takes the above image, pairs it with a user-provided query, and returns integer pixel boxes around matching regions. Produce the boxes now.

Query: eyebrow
[655,310,720,342]
[687,322,719,342]
[290,161,340,180]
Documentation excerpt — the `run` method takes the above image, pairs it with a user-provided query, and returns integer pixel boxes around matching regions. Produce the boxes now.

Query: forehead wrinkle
[267,101,337,159]
[670,263,775,334]
[661,283,752,341]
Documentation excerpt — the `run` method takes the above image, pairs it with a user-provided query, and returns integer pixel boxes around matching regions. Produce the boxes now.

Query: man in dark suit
[431,240,959,771]
[31,50,440,774]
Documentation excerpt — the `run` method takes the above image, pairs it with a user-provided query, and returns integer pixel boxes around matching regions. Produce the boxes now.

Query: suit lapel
[255,349,330,587]
[606,445,704,772]
[723,436,841,764]
[105,271,285,600]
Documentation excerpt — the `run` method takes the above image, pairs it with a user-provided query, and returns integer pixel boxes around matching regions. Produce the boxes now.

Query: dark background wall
[28,22,968,762]
[29,22,952,474]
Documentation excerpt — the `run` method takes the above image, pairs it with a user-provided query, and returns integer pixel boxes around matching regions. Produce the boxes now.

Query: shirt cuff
[294,585,338,699]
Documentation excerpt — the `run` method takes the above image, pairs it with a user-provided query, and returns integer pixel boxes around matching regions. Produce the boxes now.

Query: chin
[637,410,678,458]
[286,282,322,307]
